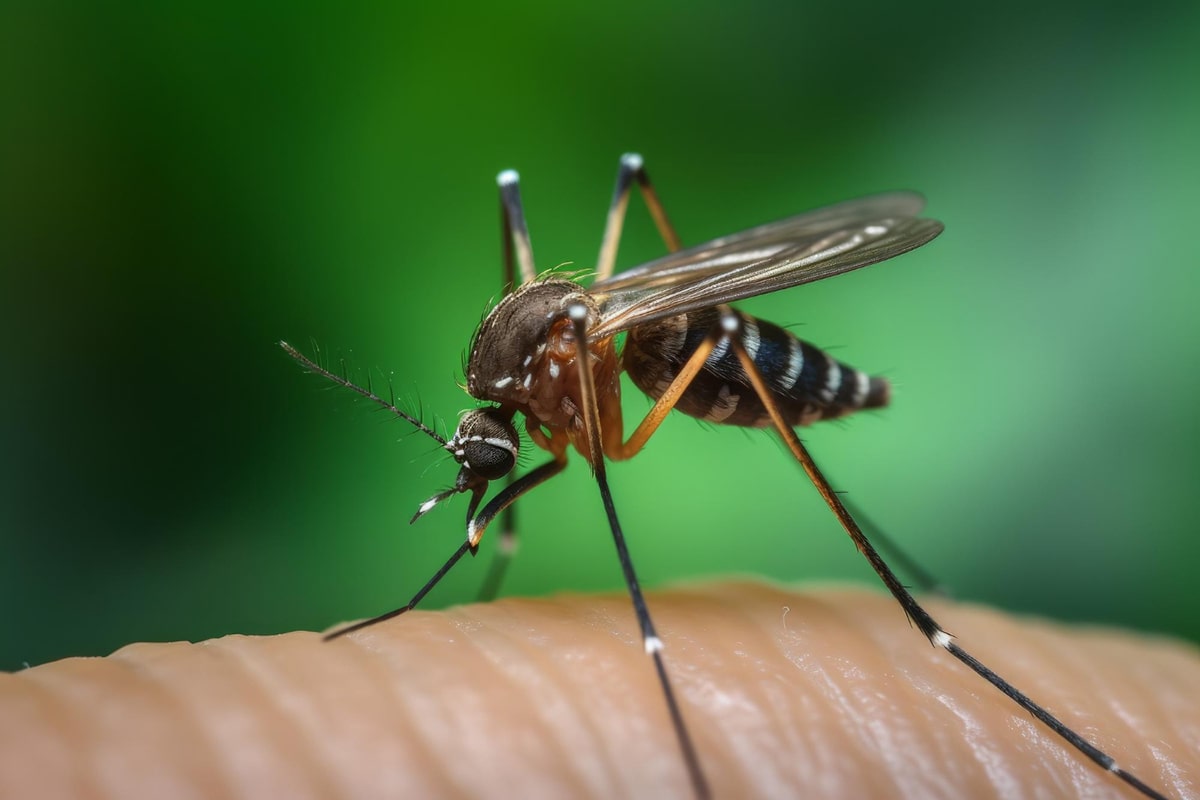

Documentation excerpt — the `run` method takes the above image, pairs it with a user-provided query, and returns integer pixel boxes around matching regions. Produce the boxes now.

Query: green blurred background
[2,2,1198,670]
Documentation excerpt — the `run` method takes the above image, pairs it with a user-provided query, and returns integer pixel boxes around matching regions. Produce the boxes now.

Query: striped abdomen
[623,309,889,428]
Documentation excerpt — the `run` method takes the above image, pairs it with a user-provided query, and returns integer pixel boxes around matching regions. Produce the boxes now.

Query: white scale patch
[705,384,741,423]
[741,318,761,363]
[643,318,688,397]
[708,334,731,365]
[782,337,804,390]
[821,354,841,403]
[851,370,869,407]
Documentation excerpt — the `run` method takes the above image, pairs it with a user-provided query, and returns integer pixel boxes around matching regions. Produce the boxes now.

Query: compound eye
[453,407,519,481]
[461,438,516,481]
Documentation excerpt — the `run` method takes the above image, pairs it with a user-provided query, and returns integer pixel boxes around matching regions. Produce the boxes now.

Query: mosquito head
[411,406,518,525]
[447,406,519,481]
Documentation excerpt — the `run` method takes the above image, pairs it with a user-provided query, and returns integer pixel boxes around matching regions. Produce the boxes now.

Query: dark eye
[462,438,516,480]
[452,407,519,481]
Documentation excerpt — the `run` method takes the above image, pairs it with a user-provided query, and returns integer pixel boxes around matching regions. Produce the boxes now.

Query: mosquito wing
[587,191,943,340]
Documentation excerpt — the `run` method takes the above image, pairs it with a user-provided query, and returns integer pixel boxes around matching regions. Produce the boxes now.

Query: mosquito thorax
[447,407,520,481]
[466,279,612,431]
[467,279,578,401]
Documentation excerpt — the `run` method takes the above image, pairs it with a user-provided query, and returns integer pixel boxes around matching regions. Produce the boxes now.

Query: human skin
[1,581,1197,799]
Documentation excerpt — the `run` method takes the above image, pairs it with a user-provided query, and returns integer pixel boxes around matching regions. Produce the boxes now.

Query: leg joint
[719,306,742,333]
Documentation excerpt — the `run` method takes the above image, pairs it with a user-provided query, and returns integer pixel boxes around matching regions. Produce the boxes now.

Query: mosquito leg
[839,492,950,596]
[719,306,1169,800]
[325,458,565,640]
[324,540,474,640]
[473,169,542,599]
[610,322,725,461]
[498,168,537,288]
[568,305,711,800]
[595,152,683,281]
[485,153,688,596]
[465,457,566,547]
[474,493,517,602]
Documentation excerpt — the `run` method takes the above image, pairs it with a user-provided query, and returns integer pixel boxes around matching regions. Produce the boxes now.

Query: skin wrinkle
[902,656,979,795]
[740,608,806,794]
[677,589,815,797]
[824,595,924,791]
[830,594,931,800]
[592,596,687,796]
[878,623,998,796]
[805,595,1019,798]
[1093,639,1178,765]
[770,591,886,796]
[130,638,323,800]
[774,591,904,797]
[344,632,457,799]
[814,588,1190,798]
[3,582,1196,800]
[554,611,640,797]
[491,595,674,798]
[768,599,854,796]
[939,611,1060,796]
[969,610,1118,797]
[860,656,940,798]
[548,624,633,797]
[516,597,627,798]
[1134,637,1200,794]
[1118,656,1173,743]
[202,637,343,800]
[206,633,357,796]
[808,592,918,797]
[917,681,983,796]
[1103,648,1186,790]
[933,610,1147,800]
[754,597,840,795]
[545,596,633,798]
[538,598,632,799]
[912,655,1027,800]
[768,600,853,794]
[560,595,665,798]
[594,599,696,798]
[1047,628,1132,757]
[851,617,937,799]
[942,621,1073,800]
[226,639,346,800]
[85,650,226,800]
[356,617,499,798]
[73,647,231,800]
[451,600,599,799]
[2,668,89,798]
[691,593,790,794]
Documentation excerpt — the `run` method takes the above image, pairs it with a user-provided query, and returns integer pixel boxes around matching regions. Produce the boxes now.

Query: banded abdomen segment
[623,308,889,428]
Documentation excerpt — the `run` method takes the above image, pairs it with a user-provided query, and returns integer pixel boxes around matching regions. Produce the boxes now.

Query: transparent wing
[587,191,943,340]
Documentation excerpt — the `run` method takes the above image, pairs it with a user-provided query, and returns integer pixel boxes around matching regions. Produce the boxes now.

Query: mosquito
[281,153,1170,800]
